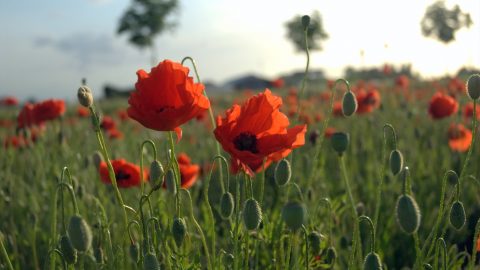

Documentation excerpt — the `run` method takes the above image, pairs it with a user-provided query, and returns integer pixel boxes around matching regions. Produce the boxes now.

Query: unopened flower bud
[77,85,94,107]
[331,132,349,155]
[395,194,421,234]
[281,201,307,231]
[149,160,164,187]
[67,215,92,252]
[220,192,234,219]
[301,15,311,30]
[449,200,466,230]
[363,252,382,270]
[243,198,262,230]
[172,217,187,247]
[143,253,160,270]
[342,91,357,117]
[467,74,480,100]
[274,159,291,186]
[389,150,404,175]
[59,234,77,264]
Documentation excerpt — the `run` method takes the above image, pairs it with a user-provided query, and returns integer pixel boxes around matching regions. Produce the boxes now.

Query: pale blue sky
[0,0,479,101]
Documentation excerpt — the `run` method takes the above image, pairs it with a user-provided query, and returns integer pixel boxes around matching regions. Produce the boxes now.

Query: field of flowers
[1,24,480,270]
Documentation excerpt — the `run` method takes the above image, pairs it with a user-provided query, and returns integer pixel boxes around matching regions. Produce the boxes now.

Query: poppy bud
[449,200,466,230]
[308,231,324,255]
[243,198,262,230]
[94,245,104,264]
[92,151,103,170]
[143,253,160,270]
[77,85,94,108]
[447,171,459,186]
[363,252,382,270]
[467,74,480,100]
[342,91,357,117]
[389,150,404,175]
[395,195,421,234]
[281,201,307,231]
[220,192,234,219]
[324,247,337,265]
[172,217,187,247]
[67,215,92,252]
[129,242,140,263]
[423,263,433,270]
[331,132,349,155]
[59,235,77,265]
[301,15,310,30]
[274,159,291,186]
[165,170,177,195]
[149,160,164,187]
[356,202,366,216]
[223,253,234,266]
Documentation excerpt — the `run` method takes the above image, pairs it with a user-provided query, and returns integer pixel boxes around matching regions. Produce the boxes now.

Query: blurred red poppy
[333,102,343,117]
[107,128,123,139]
[395,75,410,89]
[100,116,116,130]
[77,106,89,118]
[270,78,285,88]
[356,89,381,114]
[177,152,200,189]
[428,92,458,119]
[4,135,27,149]
[214,89,306,176]
[0,96,19,106]
[462,103,480,120]
[17,103,36,128]
[99,159,147,188]
[33,99,66,123]
[448,124,472,152]
[325,127,336,138]
[127,60,210,140]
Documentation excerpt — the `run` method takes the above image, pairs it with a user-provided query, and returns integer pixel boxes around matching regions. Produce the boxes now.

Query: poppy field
[2,32,480,270]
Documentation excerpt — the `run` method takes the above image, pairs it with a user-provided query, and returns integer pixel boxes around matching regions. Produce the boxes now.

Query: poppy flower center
[155,106,175,114]
[233,132,259,153]
[116,171,131,182]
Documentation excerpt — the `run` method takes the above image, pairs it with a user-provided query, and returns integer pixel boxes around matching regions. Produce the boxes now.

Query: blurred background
[0,0,479,101]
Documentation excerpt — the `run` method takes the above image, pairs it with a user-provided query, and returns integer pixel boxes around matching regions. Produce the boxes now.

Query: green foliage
[117,0,178,49]
[421,1,472,44]
[285,11,328,52]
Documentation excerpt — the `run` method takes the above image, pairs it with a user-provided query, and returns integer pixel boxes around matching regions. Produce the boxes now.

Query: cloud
[33,32,126,69]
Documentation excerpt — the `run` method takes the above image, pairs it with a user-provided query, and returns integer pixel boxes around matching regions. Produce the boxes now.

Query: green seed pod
[143,253,160,270]
[449,200,466,230]
[281,201,307,231]
[165,170,177,195]
[77,85,94,107]
[342,91,357,117]
[324,247,337,265]
[389,149,404,175]
[274,159,291,186]
[172,217,187,247]
[308,231,324,255]
[129,242,140,263]
[395,194,421,234]
[92,151,103,170]
[243,198,262,230]
[220,192,234,219]
[331,132,349,155]
[67,215,92,252]
[59,235,77,265]
[149,160,164,187]
[363,252,382,270]
[94,246,104,264]
[301,15,311,30]
[223,253,234,266]
[467,74,480,100]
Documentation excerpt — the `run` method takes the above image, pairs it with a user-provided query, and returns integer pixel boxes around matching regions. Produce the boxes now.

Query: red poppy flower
[99,159,147,188]
[117,110,129,121]
[448,124,472,152]
[428,92,458,119]
[127,59,210,140]
[448,77,465,94]
[356,89,381,114]
[17,103,36,128]
[177,153,200,189]
[33,99,66,123]
[270,78,285,88]
[325,127,336,138]
[214,89,307,176]
[100,116,116,130]
[4,135,27,149]
[395,75,410,89]
[333,102,343,117]
[107,128,123,139]
[77,106,89,118]
[463,103,480,120]
[0,96,19,106]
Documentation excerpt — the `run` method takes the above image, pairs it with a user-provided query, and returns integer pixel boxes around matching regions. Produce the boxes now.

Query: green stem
[0,232,14,270]
[309,79,351,184]
[139,140,158,195]
[469,218,480,269]
[459,99,477,185]
[434,238,447,270]
[167,131,182,217]
[358,216,376,253]
[296,26,310,117]
[302,225,309,270]
[47,249,67,270]
[233,175,241,270]
[413,233,422,268]
[88,106,129,232]
[373,124,397,228]
[317,198,333,246]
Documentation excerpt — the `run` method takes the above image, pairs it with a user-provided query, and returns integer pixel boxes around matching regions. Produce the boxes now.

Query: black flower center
[233,132,258,153]
[155,106,175,114]
[116,171,131,182]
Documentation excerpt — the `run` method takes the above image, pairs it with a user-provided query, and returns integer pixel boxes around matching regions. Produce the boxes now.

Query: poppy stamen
[116,171,131,181]
[233,132,259,153]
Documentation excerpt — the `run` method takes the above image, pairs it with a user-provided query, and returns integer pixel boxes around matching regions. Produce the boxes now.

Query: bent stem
[459,100,477,186]
[468,218,480,270]
[181,189,212,270]
[139,140,158,195]
[296,22,311,117]
[167,131,182,217]
[434,238,447,270]
[88,106,129,232]
[301,225,309,270]
[373,124,397,228]
[309,79,351,184]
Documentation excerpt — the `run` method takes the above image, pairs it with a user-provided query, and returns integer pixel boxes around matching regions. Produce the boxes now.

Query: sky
[0,0,479,101]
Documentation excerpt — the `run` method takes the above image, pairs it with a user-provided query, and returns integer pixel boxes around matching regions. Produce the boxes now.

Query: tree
[285,11,328,52]
[421,1,472,44]
[117,0,179,64]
